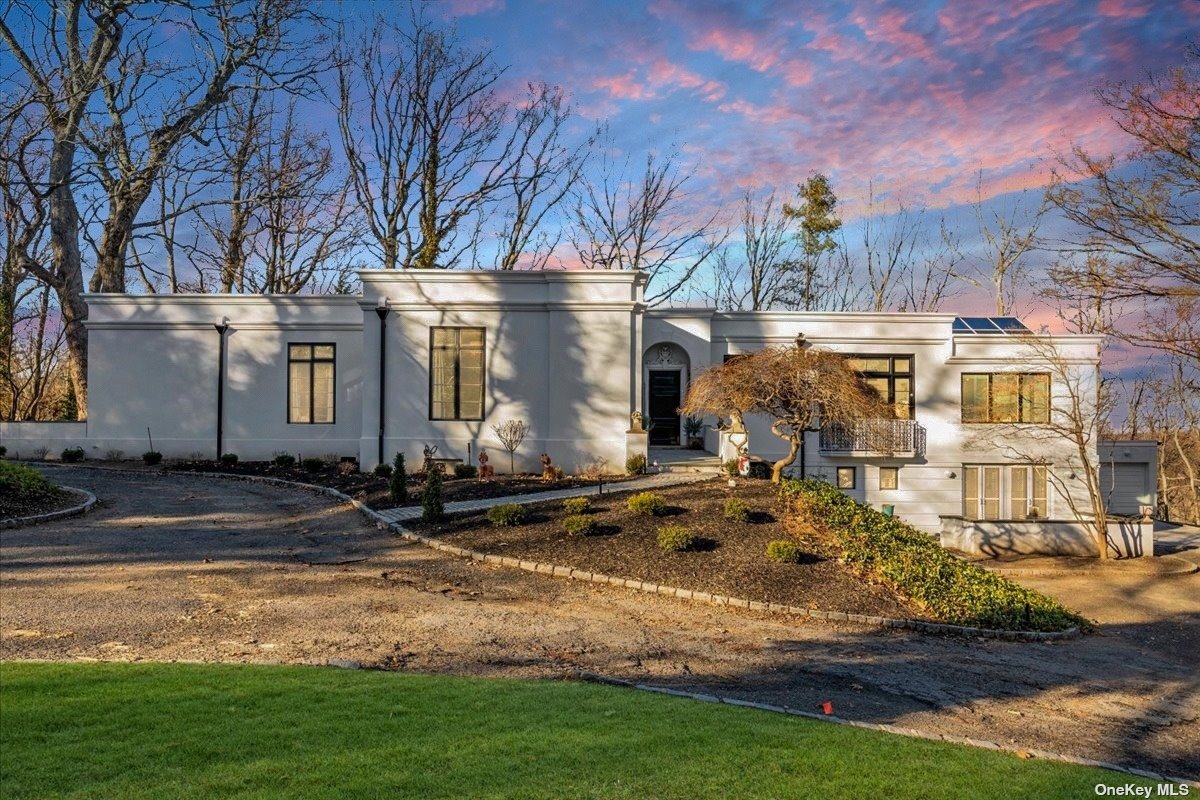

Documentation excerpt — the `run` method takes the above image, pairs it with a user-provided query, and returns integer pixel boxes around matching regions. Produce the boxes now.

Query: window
[963,465,1050,520]
[288,344,335,424]
[845,355,914,419]
[430,327,485,420]
[961,373,1049,423]
[879,466,899,490]
[837,466,856,489]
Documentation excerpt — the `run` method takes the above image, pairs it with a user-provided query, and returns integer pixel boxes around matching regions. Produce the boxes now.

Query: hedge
[779,478,1089,633]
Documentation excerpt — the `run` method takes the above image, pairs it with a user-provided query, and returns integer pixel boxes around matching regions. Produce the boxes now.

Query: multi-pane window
[962,465,1049,520]
[961,373,1050,423]
[288,344,335,424]
[845,355,914,419]
[430,327,485,420]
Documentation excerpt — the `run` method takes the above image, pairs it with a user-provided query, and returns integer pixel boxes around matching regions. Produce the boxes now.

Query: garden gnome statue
[540,453,555,481]
[477,450,494,480]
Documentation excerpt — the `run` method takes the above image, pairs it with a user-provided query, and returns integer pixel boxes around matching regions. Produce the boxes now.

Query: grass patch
[0,662,1150,800]
[781,479,1089,632]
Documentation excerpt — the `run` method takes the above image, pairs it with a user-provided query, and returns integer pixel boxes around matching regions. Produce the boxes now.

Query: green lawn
[0,662,1153,799]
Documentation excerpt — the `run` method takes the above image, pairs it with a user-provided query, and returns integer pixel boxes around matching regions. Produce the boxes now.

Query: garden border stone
[1,486,97,529]
[572,670,1200,789]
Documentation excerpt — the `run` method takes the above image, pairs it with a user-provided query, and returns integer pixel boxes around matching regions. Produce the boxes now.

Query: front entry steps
[647,447,724,475]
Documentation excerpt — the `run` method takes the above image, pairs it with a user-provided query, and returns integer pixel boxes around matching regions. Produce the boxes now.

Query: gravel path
[2,466,1197,779]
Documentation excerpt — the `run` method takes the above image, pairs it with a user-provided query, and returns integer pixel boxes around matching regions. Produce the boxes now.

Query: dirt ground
[2,466,1197,780]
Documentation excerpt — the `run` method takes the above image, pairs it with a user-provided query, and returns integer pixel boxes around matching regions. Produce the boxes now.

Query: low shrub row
[779,479,1088,632]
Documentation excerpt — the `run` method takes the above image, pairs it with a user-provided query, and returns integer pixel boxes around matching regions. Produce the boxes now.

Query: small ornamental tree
[390,453,408,504]
[422,464,444,522]
[491,419,530,475]
[681,345,889,483]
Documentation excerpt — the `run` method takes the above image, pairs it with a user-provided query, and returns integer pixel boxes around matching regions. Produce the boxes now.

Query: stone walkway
[375,470,713,523]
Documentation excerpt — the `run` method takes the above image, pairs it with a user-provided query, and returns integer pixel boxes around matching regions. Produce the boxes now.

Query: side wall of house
[83,295,364,460]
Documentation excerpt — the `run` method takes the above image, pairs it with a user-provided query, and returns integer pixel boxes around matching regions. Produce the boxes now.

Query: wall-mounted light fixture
[214,317,230,459]
[946,470,957,479]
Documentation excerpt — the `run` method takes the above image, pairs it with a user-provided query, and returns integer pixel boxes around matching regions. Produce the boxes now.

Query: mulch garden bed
[165,460,632,510]
[406,478,925,619]
[0,487,80,520]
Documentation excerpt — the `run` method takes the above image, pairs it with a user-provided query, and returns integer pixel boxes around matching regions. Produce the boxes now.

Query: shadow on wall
[939,516,1153,559]
[383,279,629,474]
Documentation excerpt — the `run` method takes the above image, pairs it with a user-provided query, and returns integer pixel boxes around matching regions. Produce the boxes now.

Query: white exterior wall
[0,421,88,459]
[84,295,364,460]
[359,270,642,472]
[645,310,1104,533]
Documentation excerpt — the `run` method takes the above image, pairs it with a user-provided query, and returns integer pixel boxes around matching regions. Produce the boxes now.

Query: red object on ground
[819,700,833,715]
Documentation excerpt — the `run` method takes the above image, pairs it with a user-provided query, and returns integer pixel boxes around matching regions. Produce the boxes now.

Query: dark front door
[648,370,681,445]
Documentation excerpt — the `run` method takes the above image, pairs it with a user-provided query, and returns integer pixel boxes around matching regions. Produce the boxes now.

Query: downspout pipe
[375,303,389,467]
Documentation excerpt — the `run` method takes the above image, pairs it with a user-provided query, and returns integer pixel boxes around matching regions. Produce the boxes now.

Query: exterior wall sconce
[214,318,230,459]
[946,470,957,479]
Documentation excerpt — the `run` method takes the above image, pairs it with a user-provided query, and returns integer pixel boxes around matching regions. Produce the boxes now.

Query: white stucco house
[1,270,1157,557]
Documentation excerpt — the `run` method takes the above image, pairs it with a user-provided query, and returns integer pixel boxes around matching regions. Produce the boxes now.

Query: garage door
[1105,463,1149,515]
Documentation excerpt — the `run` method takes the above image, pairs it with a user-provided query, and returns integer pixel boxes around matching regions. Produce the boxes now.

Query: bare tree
[1,0,126,416]
[681,345,889,482]
[491,419,529,475]
[339,9,539,270]
[970,174,1048,316]
[572,144,724,305]
[711,189,800,310]
[1047,49,1200,367]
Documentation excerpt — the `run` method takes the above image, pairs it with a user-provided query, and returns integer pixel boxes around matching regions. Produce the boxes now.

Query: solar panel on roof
[953,316,1031,335]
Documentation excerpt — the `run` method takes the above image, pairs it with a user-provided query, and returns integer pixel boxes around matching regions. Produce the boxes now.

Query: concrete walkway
[375,470,713,523]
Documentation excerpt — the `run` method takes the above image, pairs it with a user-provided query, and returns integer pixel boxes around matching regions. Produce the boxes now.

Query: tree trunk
[771,434,801,484]
[48,138,89,418]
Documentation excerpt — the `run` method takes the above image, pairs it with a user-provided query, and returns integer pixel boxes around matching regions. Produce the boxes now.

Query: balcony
[819,419,926,457]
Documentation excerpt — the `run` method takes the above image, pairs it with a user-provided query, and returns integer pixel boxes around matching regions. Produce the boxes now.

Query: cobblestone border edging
[573,670,1200,788]
[27,464,1081,641]
[1,486,97,529]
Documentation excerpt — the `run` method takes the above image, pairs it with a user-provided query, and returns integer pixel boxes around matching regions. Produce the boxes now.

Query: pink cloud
[1098,0,1151,17]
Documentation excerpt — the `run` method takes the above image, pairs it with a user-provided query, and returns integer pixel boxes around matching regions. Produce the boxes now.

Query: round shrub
[562,497,591,514]
[61,446,85,463]
[301,457,325,472]
[723,497,751,522]
[723,458,739,477]
[765,540,804,564]
[454,463,478,479]
[486,503,527,527]
[657,525,695,552]
[219,453,238,466]
[273,453,296,468]
[563,514,597,536]
[142,451,163,466]
[625,453,648,475]
[373,462,393,478]
[627,491,666,516]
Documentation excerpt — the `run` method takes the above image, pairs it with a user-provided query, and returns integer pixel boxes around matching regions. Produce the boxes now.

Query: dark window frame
[429,327,486,421]
[836,466,856,490]
[845,354,915,419]
[287,343,336,425]
[960,372,1050,424]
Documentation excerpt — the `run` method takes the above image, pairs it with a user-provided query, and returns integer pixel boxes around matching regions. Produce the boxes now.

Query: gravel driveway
[2,466,1197,779]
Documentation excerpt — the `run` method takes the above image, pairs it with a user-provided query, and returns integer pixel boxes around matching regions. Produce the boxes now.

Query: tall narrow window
[288,344,335,424]
[879,466,899,490]
[960,373,1050,423]
[430,327,485,421]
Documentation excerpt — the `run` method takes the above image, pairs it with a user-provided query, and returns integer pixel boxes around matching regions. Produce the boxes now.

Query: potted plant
[684,416,705,450]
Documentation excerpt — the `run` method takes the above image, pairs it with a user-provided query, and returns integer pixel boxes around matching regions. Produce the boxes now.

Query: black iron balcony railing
[818,419,926,456]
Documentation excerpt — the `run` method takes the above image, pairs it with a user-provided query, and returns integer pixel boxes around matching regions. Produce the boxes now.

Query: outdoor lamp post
[214,317,229,459]
[375,299,390,467]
